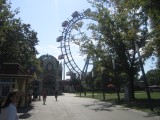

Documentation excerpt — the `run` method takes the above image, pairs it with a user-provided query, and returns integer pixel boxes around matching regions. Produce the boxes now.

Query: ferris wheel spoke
[57,9,96,77]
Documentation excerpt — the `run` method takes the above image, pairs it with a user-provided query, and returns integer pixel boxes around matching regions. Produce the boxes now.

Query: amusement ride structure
[57,8,96,80]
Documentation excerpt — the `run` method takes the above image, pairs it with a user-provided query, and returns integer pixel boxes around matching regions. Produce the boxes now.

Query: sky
[10,0,156,79]
[11,0,92,58]
[11,0,94,79]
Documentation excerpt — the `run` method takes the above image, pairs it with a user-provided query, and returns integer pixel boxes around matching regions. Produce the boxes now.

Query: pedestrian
[42,90,47,105]
[0,89,20,120]
[55,90,58,101]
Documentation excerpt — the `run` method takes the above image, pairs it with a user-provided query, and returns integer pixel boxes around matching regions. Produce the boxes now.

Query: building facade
[0,63,33,107]
[39,54,62,95]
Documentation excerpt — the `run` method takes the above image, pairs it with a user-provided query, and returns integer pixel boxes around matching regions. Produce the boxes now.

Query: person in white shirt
[0,89,20,120]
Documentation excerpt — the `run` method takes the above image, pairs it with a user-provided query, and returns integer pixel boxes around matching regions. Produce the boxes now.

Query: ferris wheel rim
[59,9,96,75]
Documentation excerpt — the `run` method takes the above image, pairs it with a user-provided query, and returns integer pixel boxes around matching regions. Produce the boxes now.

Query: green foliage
[94,76,102,90]
[85,0,157,100]
[0,0,40,72]
[110,0,160,68]
[144,69,160,85]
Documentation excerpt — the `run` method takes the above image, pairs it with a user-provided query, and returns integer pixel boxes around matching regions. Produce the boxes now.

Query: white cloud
[36,45,61,59]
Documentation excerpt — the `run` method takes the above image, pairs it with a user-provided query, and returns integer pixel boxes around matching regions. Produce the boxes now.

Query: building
[0,63,33,107]
[39,54,62,95]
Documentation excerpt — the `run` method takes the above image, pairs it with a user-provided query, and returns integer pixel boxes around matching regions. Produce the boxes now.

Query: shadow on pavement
[17,105,34,119]
[19,113,32,119]
[82,100,115,112]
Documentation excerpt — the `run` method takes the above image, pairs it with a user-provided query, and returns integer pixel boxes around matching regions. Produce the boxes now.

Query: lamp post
[112,57,120,101]
[79,74,82,97]
[136,44,153,111]
[92,71,94,98]
[101,67,106,101]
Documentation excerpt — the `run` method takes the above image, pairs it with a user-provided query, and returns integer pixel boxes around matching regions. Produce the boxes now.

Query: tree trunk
[125,71,135,102]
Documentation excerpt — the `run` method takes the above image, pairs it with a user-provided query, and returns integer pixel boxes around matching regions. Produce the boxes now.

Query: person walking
[55,90,58,101]
[0,89,20,120]
[42,90,47,105]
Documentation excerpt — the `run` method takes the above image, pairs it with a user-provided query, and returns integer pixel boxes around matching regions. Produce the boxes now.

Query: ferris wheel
[57,9,97,78]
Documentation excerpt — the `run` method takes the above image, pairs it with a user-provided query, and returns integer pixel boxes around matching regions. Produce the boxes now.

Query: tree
[0,0,40,71]
[112,0,160,73]
[85,0,151,101]
[144,69,160,85]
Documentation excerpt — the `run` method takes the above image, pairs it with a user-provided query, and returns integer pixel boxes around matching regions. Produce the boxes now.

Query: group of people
[42,89,58,104]
[0,89,59,120]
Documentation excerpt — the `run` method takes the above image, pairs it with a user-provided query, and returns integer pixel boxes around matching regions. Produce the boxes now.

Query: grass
[75,91,160,115]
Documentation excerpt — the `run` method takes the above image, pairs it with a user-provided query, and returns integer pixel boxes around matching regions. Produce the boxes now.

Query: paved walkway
[18,93,159,120]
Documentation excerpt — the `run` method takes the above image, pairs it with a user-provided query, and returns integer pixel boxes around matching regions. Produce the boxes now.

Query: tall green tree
[0,0,40,71]
[112,0,160,71]
[85,0,150,101]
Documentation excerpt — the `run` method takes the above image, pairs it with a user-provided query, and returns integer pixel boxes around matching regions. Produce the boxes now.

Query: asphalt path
[18,93,159,120]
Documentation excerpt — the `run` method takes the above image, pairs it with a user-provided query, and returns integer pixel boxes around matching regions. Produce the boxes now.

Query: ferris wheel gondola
[57,8,97,78]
